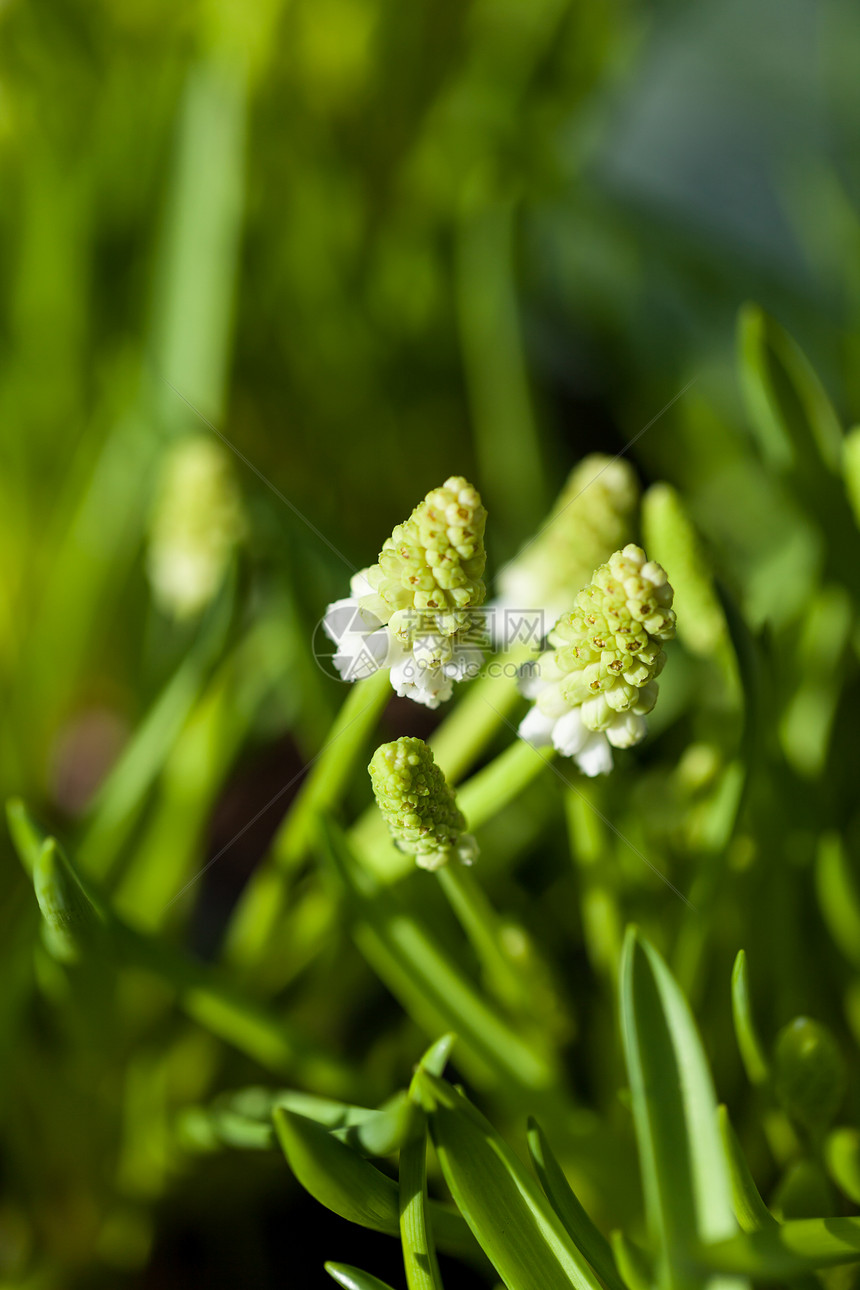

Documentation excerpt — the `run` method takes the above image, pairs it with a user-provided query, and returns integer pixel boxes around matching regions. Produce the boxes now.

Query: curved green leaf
[620,928,743,1290]
[738,303,843,476]
[321,818,559,1096]
[731,951,770,1087]
[718,1106,776,1235]
[400,1120,443,1290]
[609,1231,652,1290]
[6,798,49,877]
[527,1118,624,1290]
[415,1071,604,1290]
[273,1108,484,1268]
[325,1264,398,1290]
[33,839,105,963]
[694,1218,860,1279]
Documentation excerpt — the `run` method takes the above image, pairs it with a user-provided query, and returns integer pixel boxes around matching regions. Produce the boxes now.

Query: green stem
[459,739,556,833]
[429,648,531,783]
[110,919,355,1093]
[223,668,392,972]
[436,865,528,1013]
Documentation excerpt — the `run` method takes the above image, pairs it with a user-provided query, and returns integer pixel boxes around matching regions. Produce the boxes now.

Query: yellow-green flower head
[518,545,675,776]
[497,455,639,628]
[369,737,477,871]
[323,478,488,708]
[147,435,245,620]
[366,476,487,641]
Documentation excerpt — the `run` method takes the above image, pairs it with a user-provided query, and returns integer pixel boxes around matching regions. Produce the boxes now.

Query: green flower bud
[498,455,639,622]
[773,1016,846,1135]
[369,737,477,871]
[536,545,675,735]
[147,435,245,620]
[365,477,486,641]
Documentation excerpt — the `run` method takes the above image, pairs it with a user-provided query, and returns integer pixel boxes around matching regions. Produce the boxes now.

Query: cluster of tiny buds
[548,545,675,714]
[368,737,477,871]
[368,477,487,640]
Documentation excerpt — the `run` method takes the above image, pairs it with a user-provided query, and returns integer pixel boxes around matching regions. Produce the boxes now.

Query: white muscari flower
[518,544,675,776]
[147,435,245,620]
[322,478,488,709]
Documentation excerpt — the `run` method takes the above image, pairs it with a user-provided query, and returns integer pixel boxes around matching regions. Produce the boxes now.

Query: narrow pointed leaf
[321,819,559,1095]
[80,574,235,879]
[7,798,50,877]
[694,1218,860,1279]
[415,1071,604,1290]
[620,928,743,1290]
[325,1265,398,1290]
[738,304,843,475]
[187,1089,413,1156]
[527,1118,624,1290]
[718,1107,777,1234]
[33,839,104,962]
[273,1108,485,1268]
[400,1121,443,1290]
[610,1231,652,1290]
[731,951,770,1087]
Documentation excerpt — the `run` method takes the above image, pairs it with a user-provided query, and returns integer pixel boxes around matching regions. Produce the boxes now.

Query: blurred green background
[3,0,860,1286]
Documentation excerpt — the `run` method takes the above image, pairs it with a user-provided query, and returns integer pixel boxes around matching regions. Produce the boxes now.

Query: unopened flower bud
[773,1016,846,1135]
[367,477,487,641]
[369,737,477,870]
[497,455,638,629]
[147,435,245,619]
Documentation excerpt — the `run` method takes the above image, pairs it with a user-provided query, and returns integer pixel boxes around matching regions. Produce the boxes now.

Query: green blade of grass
[620,928,744,1290]
[321,818,560,1098]
[527,1118,625,1290]
[731,951,770,1087]
[273,1108,487,1271]
[609,1231,653,1290]
[400,1119,444,1290]
[414,1071,604,1290]
[79,573,235,881]
[11,808,355,1092]
[325,1265,398,1290]
[190,1089,416,1157]
[717,1107,777,1235]
[693,1218,860,1279]
[6,799,50,877]
[32,838,105,963]
[738,304,843,476]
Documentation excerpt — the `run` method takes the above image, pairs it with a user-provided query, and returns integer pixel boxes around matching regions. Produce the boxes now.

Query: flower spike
[147,435,245,619]
[518,544,675,776]
[323,478,488,708]
[369,738,477,871]
[495,454,638,634]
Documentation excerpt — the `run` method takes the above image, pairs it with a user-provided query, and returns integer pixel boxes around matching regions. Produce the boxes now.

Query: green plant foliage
[4,5,860,1285]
